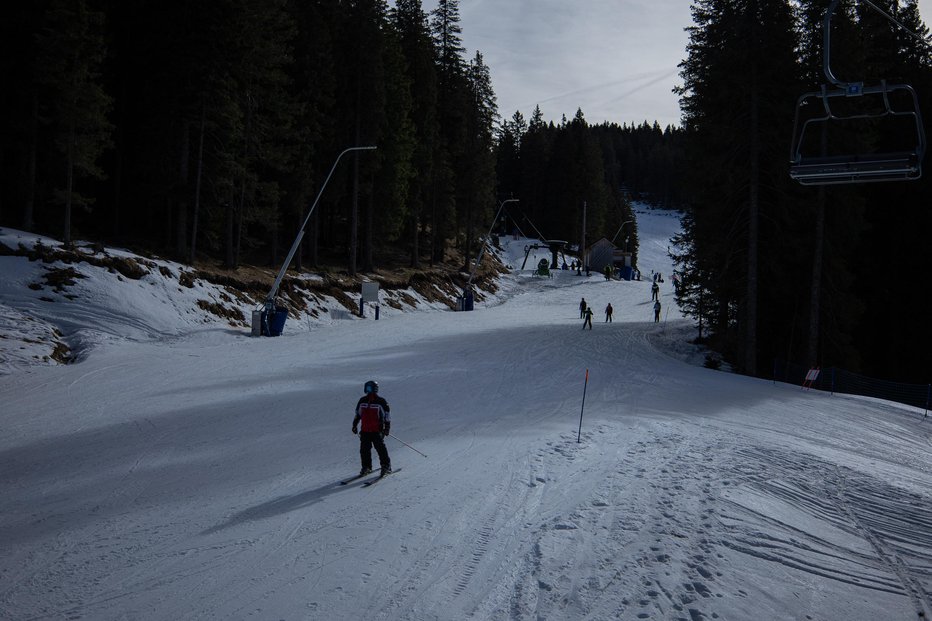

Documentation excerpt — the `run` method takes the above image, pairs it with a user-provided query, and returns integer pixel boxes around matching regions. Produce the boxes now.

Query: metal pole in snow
[577,369,589,443]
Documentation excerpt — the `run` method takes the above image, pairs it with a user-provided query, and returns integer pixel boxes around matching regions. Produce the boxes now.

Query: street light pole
[467,198,519,288]
[611,219,633,245]
[263,146,376,307]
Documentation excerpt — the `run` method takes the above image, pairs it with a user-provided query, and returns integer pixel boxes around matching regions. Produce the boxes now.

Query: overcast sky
[420,0,932,130]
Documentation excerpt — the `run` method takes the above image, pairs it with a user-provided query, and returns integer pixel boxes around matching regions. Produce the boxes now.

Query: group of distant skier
[578,297,614,330]
[578,273,663,329]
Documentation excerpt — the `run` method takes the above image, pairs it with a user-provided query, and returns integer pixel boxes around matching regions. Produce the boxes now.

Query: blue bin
[464,292,474,311]
[620,266,635,281]
[262,306,288,336]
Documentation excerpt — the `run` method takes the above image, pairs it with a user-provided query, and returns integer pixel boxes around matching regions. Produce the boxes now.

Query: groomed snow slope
[1,207,930,621]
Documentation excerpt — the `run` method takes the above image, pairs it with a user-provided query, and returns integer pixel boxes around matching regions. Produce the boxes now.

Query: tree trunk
[111,123,123,239]
[223,203,235,268]
[364,169,374,273]
[294,205,302,271]
[164,196,172,248]
[234,94,252,269]
[23,93,38,232]
[234,182,245,268]
[189,102,206,265]
[429,193,437,266]
[463,194,473,273]
[410,205,420,268]
[309,209,319,267]
[176,121,190,257]
[744,63,759,376]
[270,219,279,268]
[807,127,828,368]
[64,119,75,248]
[580,201,587,271]
[112,83,126,239]
[807,190,825,367]
[349,120,361,276]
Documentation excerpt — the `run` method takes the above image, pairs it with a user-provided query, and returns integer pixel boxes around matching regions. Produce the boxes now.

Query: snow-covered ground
[1,206,930,621]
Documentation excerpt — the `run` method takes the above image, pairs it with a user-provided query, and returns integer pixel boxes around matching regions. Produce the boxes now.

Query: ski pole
[388,433,427,458]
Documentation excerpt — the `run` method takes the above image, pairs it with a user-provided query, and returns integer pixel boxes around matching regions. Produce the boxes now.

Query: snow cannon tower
[546,240,568,269]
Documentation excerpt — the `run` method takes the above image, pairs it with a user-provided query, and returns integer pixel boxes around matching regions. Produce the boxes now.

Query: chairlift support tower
[521,240,568,270]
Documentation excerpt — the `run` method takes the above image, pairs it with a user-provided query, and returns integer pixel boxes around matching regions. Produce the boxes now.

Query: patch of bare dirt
[196,299,246,324]
[7,237,510,334]
[39,267,86,292]
[5,240,152,280]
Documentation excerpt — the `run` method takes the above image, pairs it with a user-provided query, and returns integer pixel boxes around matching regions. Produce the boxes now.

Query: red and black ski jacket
[354,394,391,434]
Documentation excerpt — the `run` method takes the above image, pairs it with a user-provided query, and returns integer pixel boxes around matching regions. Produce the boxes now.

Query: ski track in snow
[2,207,932,621]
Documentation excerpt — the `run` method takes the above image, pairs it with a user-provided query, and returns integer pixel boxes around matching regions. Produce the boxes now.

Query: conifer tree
[367,23,416,272]
[222,0,297,269]
[284,0,339,269]
[677,0,800,374]
[843,0,932,381]
[429,0,467,264]
[0,4,46,232]
[393,0,441,268]
[496,111,526,201]
[460,51,498,271]
[517,106,553,238]
[793,0,866,370]
[34,0,113,247]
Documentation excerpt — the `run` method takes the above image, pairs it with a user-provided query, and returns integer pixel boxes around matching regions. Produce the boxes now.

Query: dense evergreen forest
[675,0,932,384]
[0,0,669,277]
[0,0,929,385]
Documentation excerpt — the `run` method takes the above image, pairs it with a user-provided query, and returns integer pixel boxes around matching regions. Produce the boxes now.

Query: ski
[339,471,373,485]
[362,468,400,487]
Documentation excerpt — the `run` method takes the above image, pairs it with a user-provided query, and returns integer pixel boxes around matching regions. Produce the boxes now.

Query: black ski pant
[359,432,390,470]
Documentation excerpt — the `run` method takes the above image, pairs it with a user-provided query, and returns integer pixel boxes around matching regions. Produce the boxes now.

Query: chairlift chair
[789,0,927,185]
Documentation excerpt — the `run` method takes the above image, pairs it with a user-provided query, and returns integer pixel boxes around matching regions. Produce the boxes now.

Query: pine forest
[0,0,930,385]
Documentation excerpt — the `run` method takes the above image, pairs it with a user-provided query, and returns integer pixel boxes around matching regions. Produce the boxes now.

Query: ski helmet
[364,380,379,394]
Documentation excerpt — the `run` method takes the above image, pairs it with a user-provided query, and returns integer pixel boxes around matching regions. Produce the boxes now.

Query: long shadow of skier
[200,478,361,535]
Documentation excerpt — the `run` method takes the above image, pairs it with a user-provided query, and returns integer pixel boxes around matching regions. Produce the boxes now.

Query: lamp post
[467,198,519,289]
[263,146,376,308]
[611,219,633,245]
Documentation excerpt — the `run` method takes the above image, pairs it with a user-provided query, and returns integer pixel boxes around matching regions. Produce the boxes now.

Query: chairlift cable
[859,0,932,50]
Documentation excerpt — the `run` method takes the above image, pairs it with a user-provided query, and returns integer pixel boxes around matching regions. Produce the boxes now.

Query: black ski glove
[352,425,358,435]
[382,423,390,436]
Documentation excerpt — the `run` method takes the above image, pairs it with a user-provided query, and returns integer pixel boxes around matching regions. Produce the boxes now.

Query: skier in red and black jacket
[352,380,392,477]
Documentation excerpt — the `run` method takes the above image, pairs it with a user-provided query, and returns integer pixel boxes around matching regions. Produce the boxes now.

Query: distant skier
[582,305,594,330]
[579,297,587,318]
[605,303,613,323]
[651,281,660,301]
[352,380,392,477]
[653,299,662,323]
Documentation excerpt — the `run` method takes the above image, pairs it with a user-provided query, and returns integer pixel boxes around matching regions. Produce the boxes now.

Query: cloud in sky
[422,0,693,128]
[420,0,932,130]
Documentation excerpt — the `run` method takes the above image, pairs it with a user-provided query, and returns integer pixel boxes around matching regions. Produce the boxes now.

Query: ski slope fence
[773,360,931,417]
